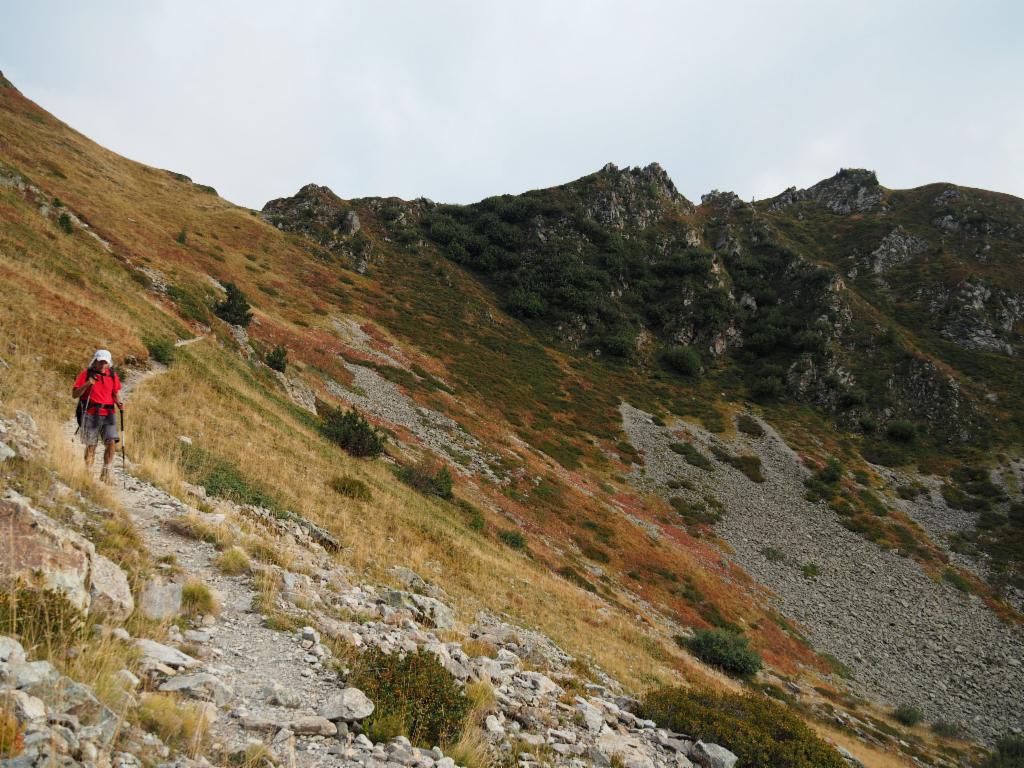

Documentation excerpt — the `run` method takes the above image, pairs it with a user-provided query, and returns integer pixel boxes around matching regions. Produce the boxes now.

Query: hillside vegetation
[1,70,1022,768]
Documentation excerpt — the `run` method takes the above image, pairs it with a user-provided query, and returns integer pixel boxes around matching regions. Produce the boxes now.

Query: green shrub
[57,212,73,234]
[498,529,526,549]
[215,282,253,327]
[759,546,787,563]
[661,346,702,377]
[176,227,188,244]
[320,404,384,458]
[456,499,485,531]
[710,446,765,482]
[931,721,962,738]
[684,628,762,679]
[398,458,453,499]
[265,344,288,372]
[736,414,765,437]
[181,580,218,617]
[892,704,923,726]
[942,568,972,593]
[983,735,1024,768]
[349,647,469,748]
[329,475,372,501]
[640,686,845,768]
[145,338,175,366]
[885,420,916,444]
[750,376,786,402]
[669,442,712,470]
[179,444,280,510]
[801,563,820,579]
[670,497,720,526]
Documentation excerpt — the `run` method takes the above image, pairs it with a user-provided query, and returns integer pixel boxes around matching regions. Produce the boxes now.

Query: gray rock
[9,659,58,688]
[159,672,234,706]
[1,689,47,721]
[319,687,374,721]
[241,714,280,732]
[89,553,134,621]
[0,636,25,663]
[135,639,200,669]
[139,579,182,621]
[0,441,15,462]
[291,715,337,736]
[690,741,738,768]
[263,681,304,708]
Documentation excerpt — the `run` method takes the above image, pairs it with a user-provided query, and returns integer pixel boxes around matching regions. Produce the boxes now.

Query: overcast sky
[2,1,1022,209]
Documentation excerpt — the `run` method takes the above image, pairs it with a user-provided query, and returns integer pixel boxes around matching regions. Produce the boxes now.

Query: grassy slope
[0,78,822,693]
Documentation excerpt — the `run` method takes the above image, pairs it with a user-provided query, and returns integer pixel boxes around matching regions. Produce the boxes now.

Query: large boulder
[0,497,133,620]
[139,578,182,621]
[690,741,738,768]
[89,553,134,620]
[135,639,200,670]
[1,497,93,611]
[319,687,374,721]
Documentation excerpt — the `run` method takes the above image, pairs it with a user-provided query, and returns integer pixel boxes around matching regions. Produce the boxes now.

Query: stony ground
[620,403,1024,743]
[0,365,766,768]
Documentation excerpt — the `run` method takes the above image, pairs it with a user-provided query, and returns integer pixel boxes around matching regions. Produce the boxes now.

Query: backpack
[74,367,117,433]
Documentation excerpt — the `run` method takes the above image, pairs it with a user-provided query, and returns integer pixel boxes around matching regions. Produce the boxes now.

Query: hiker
[72,349,123,483]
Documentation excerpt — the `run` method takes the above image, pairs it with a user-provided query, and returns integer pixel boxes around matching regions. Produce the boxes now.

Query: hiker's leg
[84,444,96,464]
[103,439,116,465]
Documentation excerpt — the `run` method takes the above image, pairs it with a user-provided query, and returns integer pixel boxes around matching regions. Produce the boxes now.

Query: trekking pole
[119,406,126,490]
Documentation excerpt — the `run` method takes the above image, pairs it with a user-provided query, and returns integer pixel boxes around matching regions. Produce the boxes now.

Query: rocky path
[621,403,1024,744]
[8,356,751,768]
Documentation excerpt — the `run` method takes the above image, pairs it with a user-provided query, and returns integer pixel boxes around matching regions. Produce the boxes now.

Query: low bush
[640,686,845,768]
[710,446,765,482]
[58,212,73,234]
[983,735,1024,768]
[885,420,916,444]
[942,568,972,593]
[736,414,765,437]
[931,720,962,738]
[329,475,372,501]
[892,704,923,726]
[214,281,253,327]
[145,338,175,366]
[349,647,470,748]
[661,346,702,377]
[669,442,712,470]
[398,458,453,499]
[684,628,762,679]
[670,497,721,526]
[498,529,526,550]
[265,344,288,372]
[320,404,385,458]
[456,499,486,531]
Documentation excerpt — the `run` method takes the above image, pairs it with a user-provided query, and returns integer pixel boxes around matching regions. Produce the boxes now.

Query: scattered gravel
[621,403,1024,743]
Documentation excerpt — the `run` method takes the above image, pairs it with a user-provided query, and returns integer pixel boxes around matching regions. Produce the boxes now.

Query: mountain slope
[1,70,1022,766]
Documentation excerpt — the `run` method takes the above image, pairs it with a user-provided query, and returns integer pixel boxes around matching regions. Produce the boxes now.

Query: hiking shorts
[82,411,119,446]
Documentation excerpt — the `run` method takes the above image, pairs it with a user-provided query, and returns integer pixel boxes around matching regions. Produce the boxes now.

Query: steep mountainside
[1,71,1022,768]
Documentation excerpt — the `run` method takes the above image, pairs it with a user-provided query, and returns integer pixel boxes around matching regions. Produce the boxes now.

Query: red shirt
[74,368,121,412]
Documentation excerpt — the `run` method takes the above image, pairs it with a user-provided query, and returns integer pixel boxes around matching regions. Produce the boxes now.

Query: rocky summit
[0,69,1023,768]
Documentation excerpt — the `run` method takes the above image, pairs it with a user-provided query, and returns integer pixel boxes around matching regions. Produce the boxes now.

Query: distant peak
[768,167,884,214]
[593,161,689,208]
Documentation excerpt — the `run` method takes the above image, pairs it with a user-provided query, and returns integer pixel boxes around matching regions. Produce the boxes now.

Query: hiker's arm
[72,379,94,399]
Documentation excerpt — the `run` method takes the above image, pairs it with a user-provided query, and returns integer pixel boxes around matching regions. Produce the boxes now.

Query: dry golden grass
[216,546,251,575]
[181,580,219,617]
[137,692,211,754]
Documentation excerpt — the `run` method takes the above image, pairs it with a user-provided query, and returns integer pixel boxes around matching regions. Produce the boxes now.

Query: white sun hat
[91,349,113,364]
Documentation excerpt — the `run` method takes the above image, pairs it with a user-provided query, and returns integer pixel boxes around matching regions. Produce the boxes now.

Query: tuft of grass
[137,692,210,751]
[0,708,24,758]
[397,457,454,499]
[216,547,251,575]
[736,414,765,437]
[931,721,963,739]
[165,513,235,549]
[710,445,765,482]
[181,580,219,617]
